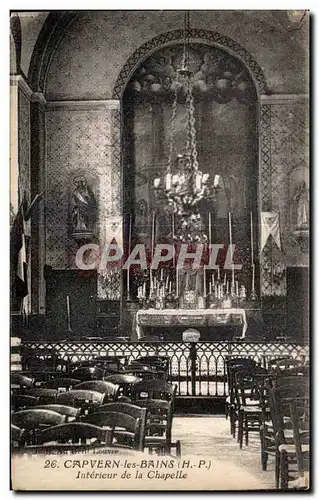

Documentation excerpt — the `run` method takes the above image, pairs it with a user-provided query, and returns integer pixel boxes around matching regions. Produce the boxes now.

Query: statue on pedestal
[71,175,97,236]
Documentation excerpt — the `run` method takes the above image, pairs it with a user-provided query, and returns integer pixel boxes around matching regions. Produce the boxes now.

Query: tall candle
[209,281,212,295]
[204,265,207,296]
[66,295,70,325]
[208,212,212,245]
[250,211,254,266]
[217,266,220,281]
[128,213,132,255]
[224,272,226,286]
[229,212,235,287]
[236,280,239,297]
[151,211,155,257]
[212,273,215,287]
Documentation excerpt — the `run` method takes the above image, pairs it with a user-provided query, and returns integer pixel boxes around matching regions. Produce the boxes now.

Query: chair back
[26,388,58,404]
[11,394,39,412]
[97,402,148,450]
[71,366,105,381]
[274,358,304,373]
[289,400,310,476]
[11,373,34,390]
[132,379,177,402]
[81,411,142,450]
[32,404,80,420]
[135,356,170,372]
[37,422,107,445]
[12,408,66,445]
[73,380,119,400]
[104,374,141,398]
[41,378,81,390]
[56,389,105,412]
[135,399,173,446]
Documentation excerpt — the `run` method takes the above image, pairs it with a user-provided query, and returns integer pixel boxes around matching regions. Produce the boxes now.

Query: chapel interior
[10,11,310,489]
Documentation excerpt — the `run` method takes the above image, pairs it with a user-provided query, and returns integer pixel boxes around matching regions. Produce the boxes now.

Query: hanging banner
[260,212,281,252]
[105,216,123,250]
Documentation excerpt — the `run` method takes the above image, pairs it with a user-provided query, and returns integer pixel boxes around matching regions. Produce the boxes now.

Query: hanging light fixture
[153,11,221,243]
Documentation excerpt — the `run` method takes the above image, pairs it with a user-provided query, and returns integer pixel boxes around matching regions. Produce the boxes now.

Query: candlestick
[208,212,212,245]
[250,211,254,266]
[66,295,72,332]
[204,265,207,297]
[151,211,155,257]
[228,212,235,287]
[176,268,179,298]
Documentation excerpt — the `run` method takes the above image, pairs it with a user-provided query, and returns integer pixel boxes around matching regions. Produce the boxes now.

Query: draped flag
[10,200,28,319]
[261,212,281,251]
[105,216,123,249]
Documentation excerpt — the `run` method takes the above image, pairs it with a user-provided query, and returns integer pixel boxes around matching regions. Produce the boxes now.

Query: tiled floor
[172,415,275,490]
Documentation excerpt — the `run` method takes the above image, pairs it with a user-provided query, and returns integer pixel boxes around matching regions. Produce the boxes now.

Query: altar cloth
[136,308,247,339]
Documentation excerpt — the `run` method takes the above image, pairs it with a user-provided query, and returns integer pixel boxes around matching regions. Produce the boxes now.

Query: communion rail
[20,341,309,397]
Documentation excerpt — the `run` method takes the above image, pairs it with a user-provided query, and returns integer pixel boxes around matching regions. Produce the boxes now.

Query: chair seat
[279,443,309,454]
[145,435,166,444]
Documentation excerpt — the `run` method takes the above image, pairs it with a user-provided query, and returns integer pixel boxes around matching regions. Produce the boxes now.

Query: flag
[10,202,28,307]
[105,216,123,249]
[261,212,281,252]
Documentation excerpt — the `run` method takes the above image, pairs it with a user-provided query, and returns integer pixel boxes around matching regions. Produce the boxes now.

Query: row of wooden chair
[225,355,309,490]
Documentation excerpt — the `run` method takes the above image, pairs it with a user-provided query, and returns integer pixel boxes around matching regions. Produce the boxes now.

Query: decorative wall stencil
[259,99,309,295]
[45,107,113,270]
[112,28,267,99]
[18,89,31,210]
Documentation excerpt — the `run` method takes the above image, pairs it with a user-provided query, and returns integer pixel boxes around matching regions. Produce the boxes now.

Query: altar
[136,308,248,340]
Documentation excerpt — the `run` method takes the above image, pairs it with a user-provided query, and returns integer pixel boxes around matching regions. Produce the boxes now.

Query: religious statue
[71,175,96,235]
[293,180,309,230]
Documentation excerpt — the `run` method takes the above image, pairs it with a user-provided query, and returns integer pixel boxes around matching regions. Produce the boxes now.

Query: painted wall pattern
[260,99,309,296]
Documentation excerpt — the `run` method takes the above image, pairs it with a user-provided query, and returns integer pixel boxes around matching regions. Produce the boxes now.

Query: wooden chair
[71,366,105,381]
[279,399,309,490]
[135,356,170,373]
[132,379,177,403]
[225,358,255,426]
[104,374,141,399]
[73,380,119,401]
[56,389,104,413]
[11,394,39,412]
[32,404,81,421]
[89,356,128,372]
[234,372,262,449]
[12,409,66,445]
[41,378,81,391]
[267,380,309,488]
[81,411,142,451]
[135,399,181,457]
[96,402,148,451]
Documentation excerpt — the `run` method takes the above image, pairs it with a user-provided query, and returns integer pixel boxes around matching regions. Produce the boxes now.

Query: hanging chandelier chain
[167,84,179,174]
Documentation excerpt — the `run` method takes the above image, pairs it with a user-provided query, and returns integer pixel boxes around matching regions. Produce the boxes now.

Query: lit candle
[166,173,172,190]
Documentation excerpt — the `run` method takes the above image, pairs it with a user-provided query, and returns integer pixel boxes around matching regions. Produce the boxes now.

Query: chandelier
[153,11,221,243]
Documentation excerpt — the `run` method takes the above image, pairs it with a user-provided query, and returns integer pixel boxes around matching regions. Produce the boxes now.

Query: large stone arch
[112,28,268,99]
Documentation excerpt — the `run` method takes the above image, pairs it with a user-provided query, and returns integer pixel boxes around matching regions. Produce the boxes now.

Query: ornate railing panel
[20,341,309,397]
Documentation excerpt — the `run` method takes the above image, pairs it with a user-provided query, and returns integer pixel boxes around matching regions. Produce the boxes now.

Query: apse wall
[14,10,308,310]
